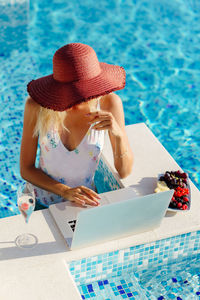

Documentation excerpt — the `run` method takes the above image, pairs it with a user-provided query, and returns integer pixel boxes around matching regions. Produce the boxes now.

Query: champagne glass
[15,182,38,249]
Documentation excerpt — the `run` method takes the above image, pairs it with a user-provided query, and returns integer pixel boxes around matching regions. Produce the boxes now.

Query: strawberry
[177,202,182,208]
[182,204,188,210]
[182,197,189,202]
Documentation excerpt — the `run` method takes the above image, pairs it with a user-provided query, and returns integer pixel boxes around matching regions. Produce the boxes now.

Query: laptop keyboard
[68,220,77,232]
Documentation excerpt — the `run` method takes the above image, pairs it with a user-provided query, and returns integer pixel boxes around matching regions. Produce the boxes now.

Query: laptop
[49,188,174,250]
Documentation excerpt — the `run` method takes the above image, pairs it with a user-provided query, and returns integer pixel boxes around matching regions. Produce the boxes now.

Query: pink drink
[18,194,35,223]
[15,183,38,249]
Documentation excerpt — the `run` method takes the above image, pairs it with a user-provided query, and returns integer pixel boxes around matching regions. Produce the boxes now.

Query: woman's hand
[87,111,123,138]
[62,185,101,207]
[86,93,134,179]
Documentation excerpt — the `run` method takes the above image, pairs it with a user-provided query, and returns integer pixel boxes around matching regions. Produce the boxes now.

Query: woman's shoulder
[25,96,40,110]
[24,96,41,118]
[23,96,41,127]
[100,92,123,112]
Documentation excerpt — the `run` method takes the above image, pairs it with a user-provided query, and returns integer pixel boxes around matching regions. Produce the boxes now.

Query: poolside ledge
[0,123,200,300]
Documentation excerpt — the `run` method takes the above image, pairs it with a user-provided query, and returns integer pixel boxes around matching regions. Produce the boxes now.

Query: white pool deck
[0,123,200,300]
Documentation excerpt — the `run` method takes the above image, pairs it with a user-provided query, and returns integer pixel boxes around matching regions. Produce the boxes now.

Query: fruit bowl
[155,170,191,212]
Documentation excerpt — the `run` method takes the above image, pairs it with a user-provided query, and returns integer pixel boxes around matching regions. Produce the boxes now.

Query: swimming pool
[67,231,200,299]
[0,0,200,219]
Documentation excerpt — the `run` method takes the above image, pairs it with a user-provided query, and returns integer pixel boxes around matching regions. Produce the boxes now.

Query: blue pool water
[77,257,200,299]
[0,0,200,218]
[68,231,200,299]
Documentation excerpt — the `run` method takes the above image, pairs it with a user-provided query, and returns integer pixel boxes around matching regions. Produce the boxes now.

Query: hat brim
[27,62,126,111]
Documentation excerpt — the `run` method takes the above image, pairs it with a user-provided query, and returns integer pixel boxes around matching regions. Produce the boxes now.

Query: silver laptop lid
[48,187,137,248]
[71,190,174,250]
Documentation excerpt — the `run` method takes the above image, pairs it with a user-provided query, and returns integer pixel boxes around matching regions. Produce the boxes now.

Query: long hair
[33,106,68,138]
[33,96,102,139]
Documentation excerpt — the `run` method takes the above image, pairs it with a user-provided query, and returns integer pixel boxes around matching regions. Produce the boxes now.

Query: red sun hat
[27,43,126,111]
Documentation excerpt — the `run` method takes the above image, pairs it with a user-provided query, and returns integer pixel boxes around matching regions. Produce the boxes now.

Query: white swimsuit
[32,99,104,207]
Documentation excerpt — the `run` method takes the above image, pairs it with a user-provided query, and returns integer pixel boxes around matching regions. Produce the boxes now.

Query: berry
[174,187,189,197]
[182,183,187,189]
[164,174,170,182]
[168,183,174,189]
[182,204,188,210]
[182,172,188,179]
[174,191,182,197]
[182,197,189,202]
[176,170,181,175]
[177,198,184,203]
[160,170,190,211]
[171,178,177,186]
[177,202,182,208]
[170,202,177,208]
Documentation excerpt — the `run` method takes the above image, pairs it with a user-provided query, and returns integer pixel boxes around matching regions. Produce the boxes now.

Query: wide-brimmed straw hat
[27,43,126,111]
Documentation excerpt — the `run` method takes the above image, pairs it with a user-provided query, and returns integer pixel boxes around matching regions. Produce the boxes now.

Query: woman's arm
[88,93,134,178]
[20,97,100,206]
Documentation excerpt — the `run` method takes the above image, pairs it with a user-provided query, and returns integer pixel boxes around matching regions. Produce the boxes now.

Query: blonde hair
[33,106,68,138]
[33,96,102,139]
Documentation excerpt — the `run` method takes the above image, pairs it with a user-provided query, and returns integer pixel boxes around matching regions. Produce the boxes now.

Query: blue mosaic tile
[87,284,94,293]
[94,158,122,193]
[68,231,200,299]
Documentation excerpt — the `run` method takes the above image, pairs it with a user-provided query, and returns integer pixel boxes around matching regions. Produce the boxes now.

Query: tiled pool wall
[94,158,122,194]
[68,230,200,286]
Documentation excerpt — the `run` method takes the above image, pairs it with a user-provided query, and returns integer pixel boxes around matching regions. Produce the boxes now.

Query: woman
[20,43,133,208]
